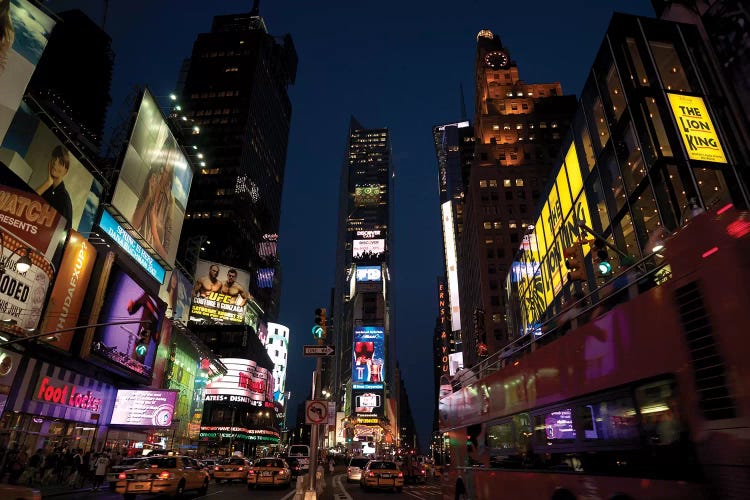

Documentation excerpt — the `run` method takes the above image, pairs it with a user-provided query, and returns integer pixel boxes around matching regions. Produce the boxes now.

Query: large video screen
[352,326,385,384]
[204,358,274,407]
[352,384,385,418]
[190,259,252,324]
[159,268,192,324]
[0,0,55,143]
[1,101,103,233]
[352,239,385,260]
[110,89,193,267]
[91,267,164,378]
[111,389,178,427]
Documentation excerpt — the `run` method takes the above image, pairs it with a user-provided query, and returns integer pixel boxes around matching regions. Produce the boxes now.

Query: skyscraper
[177,3,297,320]
[331,117,396,454]
[458,30,577,365]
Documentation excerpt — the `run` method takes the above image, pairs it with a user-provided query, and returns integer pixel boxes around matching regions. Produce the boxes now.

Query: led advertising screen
[110,389,178,427]
[1,101,103,233]
[354,184,381,206]
[204,358,274,407]
[110,89,193,267]
[159,268,192,324]
[257,268,274,288]
[356,266,381,282]
[0,183,66,261]
[0,0,55,143]
[352,326,385,384]
[190,259,252,324]
[352,384,385,418]
[352,239,385,260]
[91,267,164,378]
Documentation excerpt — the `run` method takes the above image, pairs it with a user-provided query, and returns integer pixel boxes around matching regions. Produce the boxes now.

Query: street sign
[303,345,335,357]
[305,400,328,425]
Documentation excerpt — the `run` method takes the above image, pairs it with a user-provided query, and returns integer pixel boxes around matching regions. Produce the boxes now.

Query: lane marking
[406,491,426,500]
[333,473,353,500]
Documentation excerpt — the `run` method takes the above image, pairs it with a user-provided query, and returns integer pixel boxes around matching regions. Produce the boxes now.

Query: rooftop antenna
[459,83,467,122]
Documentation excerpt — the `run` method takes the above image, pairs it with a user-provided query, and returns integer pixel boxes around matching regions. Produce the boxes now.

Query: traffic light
[593,239,612,277]
[313,307,327,343]
[563,243,586,282]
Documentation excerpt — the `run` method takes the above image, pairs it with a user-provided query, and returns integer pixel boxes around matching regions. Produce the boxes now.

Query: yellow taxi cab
[359,460,404,492]
[213,457,251,483]
[115,455,209,499]
[246,457,293,489]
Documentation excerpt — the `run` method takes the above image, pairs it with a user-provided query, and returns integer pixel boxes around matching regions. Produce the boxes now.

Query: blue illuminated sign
[98,210,166,284]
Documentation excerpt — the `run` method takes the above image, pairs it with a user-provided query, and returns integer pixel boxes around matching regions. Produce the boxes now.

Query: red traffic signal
[563,243,586,282]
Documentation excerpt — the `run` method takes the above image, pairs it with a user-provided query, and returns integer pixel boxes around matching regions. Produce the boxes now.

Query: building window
[483,222,492,230]
[489,179,497,187]
[503,179,511,187]
[649,41,692,92]
[522,103,529,110]
[492,313,502,323]
[493,222,502,230]
[479,180,487,188]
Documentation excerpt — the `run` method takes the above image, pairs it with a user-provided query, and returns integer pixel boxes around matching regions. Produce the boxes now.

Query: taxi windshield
[145,457,177,469]
[370,461,397,470]
[256,459,284,468]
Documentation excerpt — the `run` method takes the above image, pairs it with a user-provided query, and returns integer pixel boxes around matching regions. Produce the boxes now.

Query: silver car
[346,457,370,482]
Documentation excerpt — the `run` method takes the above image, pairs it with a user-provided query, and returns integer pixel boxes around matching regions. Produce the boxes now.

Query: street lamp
[0,229,45,277]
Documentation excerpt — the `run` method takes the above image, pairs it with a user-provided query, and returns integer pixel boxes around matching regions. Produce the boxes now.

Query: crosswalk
[401,483,442,499]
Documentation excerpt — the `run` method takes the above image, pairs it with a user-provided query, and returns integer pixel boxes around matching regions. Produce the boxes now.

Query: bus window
[635,380,682,446]
[534,408,576,444]
[578,396,640,442]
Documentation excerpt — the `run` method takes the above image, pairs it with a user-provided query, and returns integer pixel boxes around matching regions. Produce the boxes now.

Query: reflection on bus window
[534,408,576,444]
[579,396,640,442]
[636,380,681,446]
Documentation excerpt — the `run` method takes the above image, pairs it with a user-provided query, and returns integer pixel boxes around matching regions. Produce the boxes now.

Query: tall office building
[458,31,577,366]
[177,3,297,320]
[27,9,114,152]
[331,118,397,454]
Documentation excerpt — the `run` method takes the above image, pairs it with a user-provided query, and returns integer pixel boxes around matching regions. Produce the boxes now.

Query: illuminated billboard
[354,184,381,206]
[110,89,193,267]
[40,230,96,351]
[190,259,252,324]
[667,93,727,164]
[98,210,165,284]
[205,358,274,407]
[158,268,192,324]
[257,268,274,288]
[91,267,164,378]
[352,326,385,384]
[1,101,103,233]
[356,265,381,282]
[441,201,461,332]
[111,389,178,427]
[352,239,385,260]
[514,142,592,333]
[352,383,385,418]
[0,0,55,143]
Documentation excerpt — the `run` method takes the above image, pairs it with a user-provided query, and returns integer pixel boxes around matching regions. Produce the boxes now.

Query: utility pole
[308,307,327,493]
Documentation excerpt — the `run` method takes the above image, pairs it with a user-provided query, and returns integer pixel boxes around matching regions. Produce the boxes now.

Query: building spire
[250,0,260,16]
[459,83,467,122]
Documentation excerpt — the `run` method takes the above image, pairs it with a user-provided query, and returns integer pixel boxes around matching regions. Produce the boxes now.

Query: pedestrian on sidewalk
[92,453,109,491]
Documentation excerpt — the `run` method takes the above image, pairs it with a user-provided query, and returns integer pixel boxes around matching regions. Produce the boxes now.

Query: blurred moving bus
[438,207,750,499]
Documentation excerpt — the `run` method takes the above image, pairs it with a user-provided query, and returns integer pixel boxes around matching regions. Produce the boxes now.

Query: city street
[41,474,442,500]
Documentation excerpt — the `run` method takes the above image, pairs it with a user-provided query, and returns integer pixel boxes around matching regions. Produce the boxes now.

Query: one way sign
[303,345,335,357]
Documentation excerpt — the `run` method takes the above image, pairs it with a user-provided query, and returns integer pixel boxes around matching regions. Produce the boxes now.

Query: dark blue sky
[49,0,654,451]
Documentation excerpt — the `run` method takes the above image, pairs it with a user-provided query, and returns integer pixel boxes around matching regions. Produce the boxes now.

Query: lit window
[493,222,502,229]
[509,222,517,229]
[492,124,500,130]
[503,124,511,130]
[479,180,487,187]
[527,92,533,96]
[489,180,497,187]
[503,179,511,187]
[517,92,524,96]
[515,179,524,187]
[485,239,494,245]
[506,92,514,97]
[551,121,558,128]
[483,222,492,229]
[539,122,547,128]
[516,124,523,129]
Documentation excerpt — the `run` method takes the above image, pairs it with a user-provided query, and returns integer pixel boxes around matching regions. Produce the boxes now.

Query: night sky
[47,0,654,451]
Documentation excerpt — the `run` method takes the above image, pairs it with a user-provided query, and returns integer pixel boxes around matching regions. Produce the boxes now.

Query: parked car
[107,457,147,489]
[359,460,404,492]
[247,458,293,489]
[213,457,251,483]
[115,455,209,500]
[346,457,371,482]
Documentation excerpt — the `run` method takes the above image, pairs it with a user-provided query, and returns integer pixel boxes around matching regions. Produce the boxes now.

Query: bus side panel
[469,468,706,500]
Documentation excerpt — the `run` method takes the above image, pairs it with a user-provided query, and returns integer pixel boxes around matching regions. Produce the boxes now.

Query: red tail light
[118,473,127,480]
[214,466,219,471]
[368,471,375,477]
[398,472,404,478]
[158,471,171,480]
[247,469,255,475]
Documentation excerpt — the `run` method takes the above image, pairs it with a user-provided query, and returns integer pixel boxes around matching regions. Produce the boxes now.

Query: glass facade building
[506,13,750,338]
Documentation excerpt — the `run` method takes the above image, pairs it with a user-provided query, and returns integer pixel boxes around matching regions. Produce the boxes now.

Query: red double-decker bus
[438,206,750,499]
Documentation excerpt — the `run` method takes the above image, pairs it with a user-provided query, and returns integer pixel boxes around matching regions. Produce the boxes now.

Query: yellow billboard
[667,93,727,164]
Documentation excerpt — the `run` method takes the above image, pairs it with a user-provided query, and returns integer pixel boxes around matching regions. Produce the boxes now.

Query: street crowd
[1,446,123,490]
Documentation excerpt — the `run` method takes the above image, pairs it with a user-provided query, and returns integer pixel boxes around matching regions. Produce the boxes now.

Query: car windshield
[145,457,177,469]
[370,461,397,470]
[256,459,284,468]
[349,458,370,467]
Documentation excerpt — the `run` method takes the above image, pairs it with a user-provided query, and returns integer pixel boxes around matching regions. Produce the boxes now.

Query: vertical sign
[667,93,727,164]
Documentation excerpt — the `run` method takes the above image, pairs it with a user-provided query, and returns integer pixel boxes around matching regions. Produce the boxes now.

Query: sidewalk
[39,483,109,498]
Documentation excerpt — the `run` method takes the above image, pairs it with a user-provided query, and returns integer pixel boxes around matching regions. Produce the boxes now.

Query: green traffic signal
[135,344,147,356]
[312,325,324,338]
